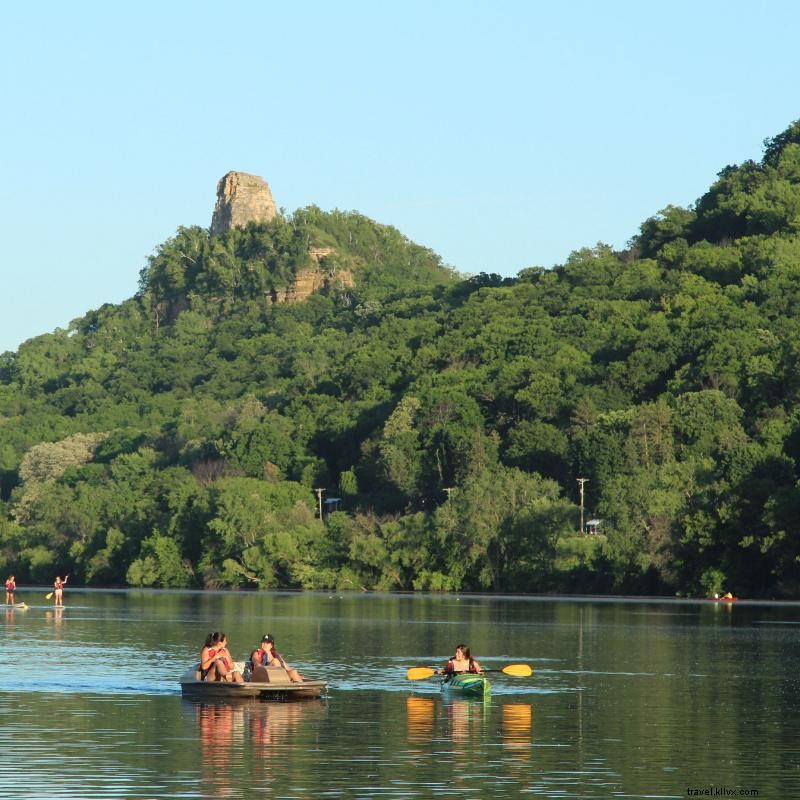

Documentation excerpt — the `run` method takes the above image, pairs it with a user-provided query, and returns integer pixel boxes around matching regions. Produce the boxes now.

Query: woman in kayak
[440,644,482,675]
[201,632,244,683]
[251,633,304,682]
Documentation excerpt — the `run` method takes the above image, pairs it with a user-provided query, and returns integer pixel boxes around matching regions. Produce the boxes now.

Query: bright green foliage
[6,125,800,595]
[127,532,192,587]
[202,477,323,589]
[19,432,108,483]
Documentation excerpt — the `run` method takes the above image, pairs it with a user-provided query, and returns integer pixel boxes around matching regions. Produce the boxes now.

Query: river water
[0,590,798,799]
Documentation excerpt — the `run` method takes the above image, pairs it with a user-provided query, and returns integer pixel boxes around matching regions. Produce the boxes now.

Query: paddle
[406,663,533,680]
[484,665,533,676]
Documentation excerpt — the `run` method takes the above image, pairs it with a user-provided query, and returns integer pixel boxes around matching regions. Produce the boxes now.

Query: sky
[2,1,800,353]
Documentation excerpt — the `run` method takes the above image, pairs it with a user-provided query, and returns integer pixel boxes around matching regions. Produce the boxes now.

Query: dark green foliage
[6,123,800,595]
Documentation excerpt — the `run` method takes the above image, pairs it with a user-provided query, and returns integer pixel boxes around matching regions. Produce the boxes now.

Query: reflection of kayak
[179,663,327,702]
[440,673,490,698]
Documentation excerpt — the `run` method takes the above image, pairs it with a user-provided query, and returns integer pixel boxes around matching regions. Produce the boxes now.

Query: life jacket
[210,647,232,672]
[444,658,479,675]
[54,579,64,590]
[203,646,232,674]
[254,647,286,668]
[5,580,14,591]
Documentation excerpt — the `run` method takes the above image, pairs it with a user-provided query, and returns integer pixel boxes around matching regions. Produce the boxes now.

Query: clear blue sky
[2,1,799,353]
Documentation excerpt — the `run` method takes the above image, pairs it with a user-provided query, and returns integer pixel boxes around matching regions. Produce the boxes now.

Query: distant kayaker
[250,633,304,683]
[440,644,482,675]
[53,575,68,606]
[200,631,244,683]
[4,576,15,606]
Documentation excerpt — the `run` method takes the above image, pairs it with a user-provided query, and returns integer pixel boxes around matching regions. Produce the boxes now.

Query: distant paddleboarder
[53,574,68,606]
[4,575,15,606]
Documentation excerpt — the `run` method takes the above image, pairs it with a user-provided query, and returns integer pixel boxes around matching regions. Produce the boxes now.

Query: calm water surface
[1,590,799,799]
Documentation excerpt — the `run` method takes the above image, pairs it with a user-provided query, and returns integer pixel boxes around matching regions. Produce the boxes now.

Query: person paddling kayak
[439,644,483,675]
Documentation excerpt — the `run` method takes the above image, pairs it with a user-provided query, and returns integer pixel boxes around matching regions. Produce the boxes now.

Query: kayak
[440,673,490,698]
[708,594,737,603]
[180,662,327,702]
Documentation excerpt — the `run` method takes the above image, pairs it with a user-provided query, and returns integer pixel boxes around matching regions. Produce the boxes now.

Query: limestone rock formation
[208,174,356,303]
[210,171,277,236]
[271,247,355,303]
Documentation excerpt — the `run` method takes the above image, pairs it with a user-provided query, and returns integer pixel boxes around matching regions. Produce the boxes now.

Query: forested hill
[4,122,800,598]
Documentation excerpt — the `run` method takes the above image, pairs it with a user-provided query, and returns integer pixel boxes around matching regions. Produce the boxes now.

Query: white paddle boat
[180,661,327,702]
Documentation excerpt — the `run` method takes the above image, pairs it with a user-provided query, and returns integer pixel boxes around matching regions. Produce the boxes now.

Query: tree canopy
[5,122,800,597]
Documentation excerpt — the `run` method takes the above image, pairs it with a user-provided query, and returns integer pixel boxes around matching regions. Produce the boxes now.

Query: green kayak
[440,673,490,698]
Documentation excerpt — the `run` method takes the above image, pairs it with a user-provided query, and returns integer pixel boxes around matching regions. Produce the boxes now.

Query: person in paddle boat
[4,576,15,606]
[200,631,244,683]
[250,633,304,683]
[439,644,483,676]
[53,575,68,606]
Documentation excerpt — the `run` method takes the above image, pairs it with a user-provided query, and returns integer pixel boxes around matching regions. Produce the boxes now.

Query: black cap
[262,634,274,643]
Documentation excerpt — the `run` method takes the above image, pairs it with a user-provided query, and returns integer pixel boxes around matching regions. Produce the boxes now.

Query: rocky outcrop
[272,247,355,303]
[209,173,356,303]
[210,171,277,236]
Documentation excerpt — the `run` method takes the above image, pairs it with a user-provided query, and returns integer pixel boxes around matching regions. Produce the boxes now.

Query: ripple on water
[2,591,800,798]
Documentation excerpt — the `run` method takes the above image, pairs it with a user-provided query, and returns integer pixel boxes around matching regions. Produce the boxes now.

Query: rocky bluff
[210,171,353,303]
[210,171,277,236]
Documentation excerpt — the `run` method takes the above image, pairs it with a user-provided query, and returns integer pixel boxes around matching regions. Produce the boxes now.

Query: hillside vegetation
[5,123,800,597]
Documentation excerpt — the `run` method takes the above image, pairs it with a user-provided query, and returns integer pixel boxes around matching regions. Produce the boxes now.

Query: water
[1,591,799,798]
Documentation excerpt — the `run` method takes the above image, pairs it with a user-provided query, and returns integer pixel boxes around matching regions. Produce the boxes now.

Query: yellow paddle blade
[501,664,533,677]
[406,667,437,680]
[45,592,53,600]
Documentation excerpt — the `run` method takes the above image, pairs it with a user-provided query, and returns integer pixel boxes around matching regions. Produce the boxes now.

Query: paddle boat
[180,661,327,702]
[440,672,490,699]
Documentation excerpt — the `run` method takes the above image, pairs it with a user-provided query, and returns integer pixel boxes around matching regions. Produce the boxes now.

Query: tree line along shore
[4,123,800,598]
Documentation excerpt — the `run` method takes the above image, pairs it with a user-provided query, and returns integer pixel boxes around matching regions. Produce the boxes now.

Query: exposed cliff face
[210,174,356,303]
[271,247,355,303]
[210,171,277,236]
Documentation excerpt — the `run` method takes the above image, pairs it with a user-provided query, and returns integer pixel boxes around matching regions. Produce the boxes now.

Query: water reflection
[197,701,244,798]
[406,696,435,740]
[502,702,533,761]
[444,697,488,742]
[187,699,328,797]
[1,591,799,799]
[45,606,65,633]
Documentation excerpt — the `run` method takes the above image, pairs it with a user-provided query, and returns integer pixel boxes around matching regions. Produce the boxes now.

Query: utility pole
[315,487,325,521]
[577,477,588,535]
